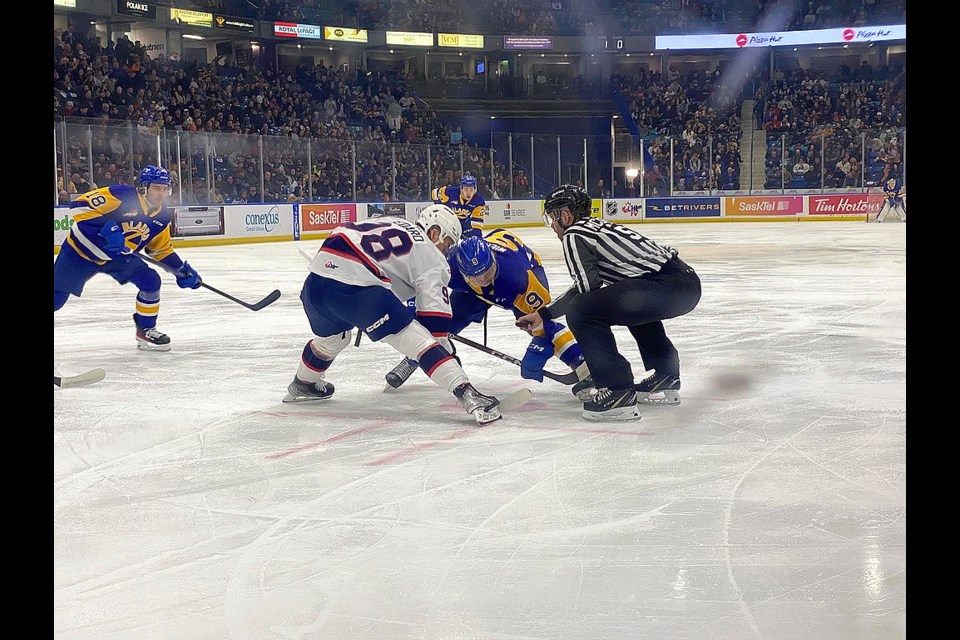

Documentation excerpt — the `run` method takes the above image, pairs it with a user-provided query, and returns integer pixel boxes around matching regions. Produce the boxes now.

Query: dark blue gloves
[175,261,202,289]
[520,335,553,382]
[98,222,128,256]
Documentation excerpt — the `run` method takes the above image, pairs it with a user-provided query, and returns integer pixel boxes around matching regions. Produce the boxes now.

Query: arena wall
[53,194,884,253]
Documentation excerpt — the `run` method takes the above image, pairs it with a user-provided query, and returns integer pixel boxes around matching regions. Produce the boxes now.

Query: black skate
[385,357,419,390]
[582,387,641,421]
[283,377,335,403]
[634,373,681,405]
[134,315,171,352]
[571,375,596,401]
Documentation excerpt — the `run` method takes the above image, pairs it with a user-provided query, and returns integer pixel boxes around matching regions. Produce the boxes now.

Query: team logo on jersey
[122,221,152,241]
[324,261,339,269]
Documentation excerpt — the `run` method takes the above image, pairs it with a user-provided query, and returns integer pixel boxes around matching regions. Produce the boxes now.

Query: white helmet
[416,204,462,245]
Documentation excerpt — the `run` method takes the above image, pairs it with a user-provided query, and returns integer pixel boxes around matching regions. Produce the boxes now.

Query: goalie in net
[874,177,906,223]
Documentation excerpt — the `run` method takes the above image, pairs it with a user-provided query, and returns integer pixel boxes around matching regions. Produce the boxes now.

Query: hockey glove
[520,335,553,382]
[175,261,202,289]
[98,222,128,256]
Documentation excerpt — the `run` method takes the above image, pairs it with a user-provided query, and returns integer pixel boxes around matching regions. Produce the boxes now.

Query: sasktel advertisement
[296,203,357,239]
[726,196,804,216]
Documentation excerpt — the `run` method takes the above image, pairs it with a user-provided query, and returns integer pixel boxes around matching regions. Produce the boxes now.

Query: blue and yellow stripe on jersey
[67,184,178,265]
[447,228,547,315]
[431,185,487,238]
[447,228,581,366]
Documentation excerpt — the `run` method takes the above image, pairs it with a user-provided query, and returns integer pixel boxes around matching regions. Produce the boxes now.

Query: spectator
[595,178,609,198]
[719,165,740,190]
[386,97,402,132]
[792,156,812,185]
[221,174,238,203]
[833,155,851,188]
[514,170,530,196]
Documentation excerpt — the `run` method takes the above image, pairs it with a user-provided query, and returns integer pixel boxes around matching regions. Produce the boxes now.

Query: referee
[516,185,701,421]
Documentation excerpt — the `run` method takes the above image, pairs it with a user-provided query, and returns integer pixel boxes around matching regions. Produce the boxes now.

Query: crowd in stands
[758,66,905,189]
[612,64,755,195]
[761,0,907,32]
[54,27,510,205]
[55,7,905,205]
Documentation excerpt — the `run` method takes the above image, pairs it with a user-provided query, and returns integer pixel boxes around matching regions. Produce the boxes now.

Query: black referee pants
[565,257,701,391]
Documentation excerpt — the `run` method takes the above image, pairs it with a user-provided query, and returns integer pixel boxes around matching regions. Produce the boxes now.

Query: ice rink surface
[54,221,906,640]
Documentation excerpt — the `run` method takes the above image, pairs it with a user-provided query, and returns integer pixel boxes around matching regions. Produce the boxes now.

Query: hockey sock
[296,332,351,383]
[381,321,469,391]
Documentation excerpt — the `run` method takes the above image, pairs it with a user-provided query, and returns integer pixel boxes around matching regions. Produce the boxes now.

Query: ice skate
[582,387,641,421]
[385,357,419,390]
[571,375,596,401]
[134,315,171,351]
[634,373,681,405]
[454,383,502,425]
[283,377,335,403]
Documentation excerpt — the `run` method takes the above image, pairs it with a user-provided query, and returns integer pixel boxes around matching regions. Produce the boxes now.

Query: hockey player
[385,231,593,398]
[876,177,906,222]
[285,204,503,425]
[431,174,487,240]
[53,165,202,351]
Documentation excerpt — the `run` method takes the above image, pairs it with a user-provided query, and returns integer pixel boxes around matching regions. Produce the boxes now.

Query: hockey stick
[54,368,106,388]
[448,333,579,385]
[139,254,281,311]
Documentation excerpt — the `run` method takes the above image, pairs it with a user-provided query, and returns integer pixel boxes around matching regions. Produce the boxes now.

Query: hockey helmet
[460,174,478,188]
[544,184,591,221]
[416,204,462,249]
[139,165,171,187]
[456,236,496,282]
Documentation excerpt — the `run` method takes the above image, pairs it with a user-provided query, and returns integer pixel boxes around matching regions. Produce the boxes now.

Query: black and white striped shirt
[541,217,677,320]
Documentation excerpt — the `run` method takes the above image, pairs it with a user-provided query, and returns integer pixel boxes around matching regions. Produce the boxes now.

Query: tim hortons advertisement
[299,203,357,235]
[604,198,644,222]
[726,196,804,216]
[808,194,884,217]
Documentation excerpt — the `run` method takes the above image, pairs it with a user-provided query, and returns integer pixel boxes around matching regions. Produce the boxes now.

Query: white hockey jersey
[311,218,452,317]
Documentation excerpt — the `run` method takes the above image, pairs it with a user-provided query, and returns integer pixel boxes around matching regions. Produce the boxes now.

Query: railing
[54,117,906,206]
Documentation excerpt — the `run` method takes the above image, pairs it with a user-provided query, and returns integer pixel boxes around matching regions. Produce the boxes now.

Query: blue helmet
[460,174,477,188]
[456,236,494,277]
[139,165,171,187]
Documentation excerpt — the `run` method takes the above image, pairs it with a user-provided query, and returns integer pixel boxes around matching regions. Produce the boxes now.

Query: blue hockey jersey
[66,184,179,265]
[447,229,548,314]
[446,228,581,366]
[431,185,487,239]
[883,178,905,204]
